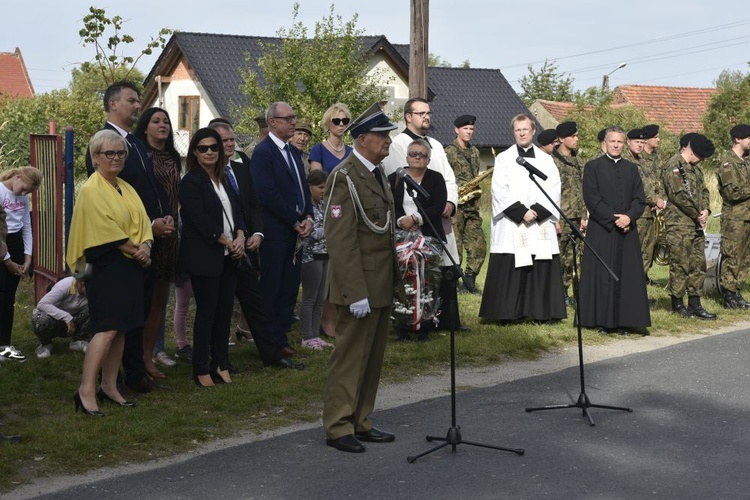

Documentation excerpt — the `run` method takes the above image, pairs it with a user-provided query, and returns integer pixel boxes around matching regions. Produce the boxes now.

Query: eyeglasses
[409,111,432,118]
[331,117,350,126]
[273,114,298,123]
[196,143,220,153]
[408,151,429,159]
[98,150,127,159]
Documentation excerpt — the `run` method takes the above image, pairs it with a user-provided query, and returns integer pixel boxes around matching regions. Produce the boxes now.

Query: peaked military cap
[627,128,646,140]
[641,124,659,139]
[454,114,476,128]
[729,124,750,139]
[687,134,715,159]
[556,121,577,138]
[347,103,398,138]
[537,129,557,146]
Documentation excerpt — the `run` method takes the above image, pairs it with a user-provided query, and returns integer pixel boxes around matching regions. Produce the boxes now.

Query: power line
[501,18,750,71]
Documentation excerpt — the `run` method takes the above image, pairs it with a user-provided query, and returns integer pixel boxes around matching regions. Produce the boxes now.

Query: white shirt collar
[352,149,377,172]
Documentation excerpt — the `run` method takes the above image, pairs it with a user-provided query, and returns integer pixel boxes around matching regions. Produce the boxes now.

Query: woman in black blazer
[387,139,448,241]
[178,128,247,387]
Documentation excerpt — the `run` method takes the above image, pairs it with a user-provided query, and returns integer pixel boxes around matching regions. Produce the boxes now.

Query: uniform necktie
[284,144,304,213]
[372,165,383,187]
[224,164,240,196]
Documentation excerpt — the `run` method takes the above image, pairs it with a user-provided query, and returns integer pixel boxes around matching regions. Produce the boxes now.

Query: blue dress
[309,142,352,173]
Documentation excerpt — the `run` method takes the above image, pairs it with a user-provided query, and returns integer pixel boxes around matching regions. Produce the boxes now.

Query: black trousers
[235,263,282,365]
[0,232,24,346]
[121,263,154,385]
[191,256,236,376]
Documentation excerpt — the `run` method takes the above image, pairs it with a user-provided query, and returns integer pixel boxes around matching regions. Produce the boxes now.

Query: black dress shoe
[126,377,154,394]
[688,306,717,320]
[279,346,307,359]
[270,357,306,370]
[355,427,395,443]
[326,434,365,453]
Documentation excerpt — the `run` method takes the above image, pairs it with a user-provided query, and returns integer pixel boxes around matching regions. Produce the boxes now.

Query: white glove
[349,297,371,319]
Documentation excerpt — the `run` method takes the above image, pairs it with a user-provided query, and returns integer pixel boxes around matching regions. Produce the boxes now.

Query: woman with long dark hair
[178,128,246,387]
[134,107,181,378]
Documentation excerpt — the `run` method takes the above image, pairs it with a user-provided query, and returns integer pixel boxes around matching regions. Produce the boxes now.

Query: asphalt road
[15,328,750,499]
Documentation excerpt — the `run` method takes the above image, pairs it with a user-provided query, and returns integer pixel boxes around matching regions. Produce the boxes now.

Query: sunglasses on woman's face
[196,143,220,153]
[331,118,350,126]
[408,151,429,159]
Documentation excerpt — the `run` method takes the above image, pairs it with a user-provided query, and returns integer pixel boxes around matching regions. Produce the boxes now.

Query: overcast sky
[6,0,749,94]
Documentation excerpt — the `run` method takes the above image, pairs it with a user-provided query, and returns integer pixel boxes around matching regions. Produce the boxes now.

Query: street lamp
[602,63,627,90]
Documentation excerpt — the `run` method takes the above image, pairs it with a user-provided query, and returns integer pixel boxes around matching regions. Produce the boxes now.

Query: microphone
[515,157,548,181]
[396,167,431,200]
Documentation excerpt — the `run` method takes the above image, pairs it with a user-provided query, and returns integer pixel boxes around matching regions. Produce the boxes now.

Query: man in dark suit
[209,120,304,370]
[249,102,313,358]
[322,103,405,453]
[86,81,174,394]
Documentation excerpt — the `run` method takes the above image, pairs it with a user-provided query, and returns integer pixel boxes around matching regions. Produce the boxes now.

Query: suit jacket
[324,152,404,308]
[86,122,169,220]
[178,169,247,277]
[388,168,448,242]
[249,135,313,242]
[229,151,264,268]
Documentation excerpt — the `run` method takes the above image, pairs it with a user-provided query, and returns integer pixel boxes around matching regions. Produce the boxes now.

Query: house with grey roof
[142,31,532,164]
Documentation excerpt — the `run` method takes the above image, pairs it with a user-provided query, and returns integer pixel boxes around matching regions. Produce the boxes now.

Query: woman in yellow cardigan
[66,130,153,416]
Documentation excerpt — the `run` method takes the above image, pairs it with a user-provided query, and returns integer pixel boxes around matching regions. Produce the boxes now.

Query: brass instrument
[653,209,669,265]
[458,167,494,205]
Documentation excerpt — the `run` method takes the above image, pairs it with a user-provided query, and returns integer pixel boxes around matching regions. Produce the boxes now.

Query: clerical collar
[517,145,535,158]
[403,128,433,148]
[606,153,622,163]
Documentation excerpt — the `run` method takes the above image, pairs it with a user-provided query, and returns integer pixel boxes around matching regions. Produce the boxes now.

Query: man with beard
[716,124,750,309]
[579,126,650,334]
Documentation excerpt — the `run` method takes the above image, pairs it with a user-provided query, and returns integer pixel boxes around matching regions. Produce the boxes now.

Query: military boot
[462,272,480,295]
[687,295,717,320]
[723,290,744,309]
[671,296,694,318]
[735,292,750,309]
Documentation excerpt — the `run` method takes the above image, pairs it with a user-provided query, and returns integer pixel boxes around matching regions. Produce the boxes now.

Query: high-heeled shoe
[193,374,215,388]
[96,388,136,407]
[210,367,232,384]
[73,391,105,417]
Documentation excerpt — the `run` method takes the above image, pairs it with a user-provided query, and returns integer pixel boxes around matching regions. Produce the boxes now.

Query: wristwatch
[144,241,153,249]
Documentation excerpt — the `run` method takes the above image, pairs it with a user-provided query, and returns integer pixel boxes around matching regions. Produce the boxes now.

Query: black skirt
[86,248,144,333]
[479,253,567,321]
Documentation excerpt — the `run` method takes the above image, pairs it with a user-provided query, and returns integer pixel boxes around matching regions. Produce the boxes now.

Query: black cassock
[579,155,651,329]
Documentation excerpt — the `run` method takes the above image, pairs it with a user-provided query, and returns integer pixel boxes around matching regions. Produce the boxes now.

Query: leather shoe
[326,434,365,453]
[271,357,306,370]
[355,427,395,443]
[279,346,307,359]
[688,306,717,320]
[126,377,154,394]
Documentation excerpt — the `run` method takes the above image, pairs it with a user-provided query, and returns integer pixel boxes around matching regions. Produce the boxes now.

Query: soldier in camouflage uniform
[537,129,558,155]
[445,114,486,294]
[551,121,587,306]
[716,124,750,309]
[640,124,662,169]
[661,134,717,319]
[624,128,666,281]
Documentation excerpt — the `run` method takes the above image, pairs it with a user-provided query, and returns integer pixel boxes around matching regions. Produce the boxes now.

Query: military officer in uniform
[716,124,750,309]
[551,121,587,306]
[322,103,405,454]
[662,134,716,319]
[445,114,487,294]
[243,113,269,158]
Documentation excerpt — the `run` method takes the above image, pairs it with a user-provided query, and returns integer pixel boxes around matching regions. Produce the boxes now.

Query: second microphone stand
[401,183,524,463]
[520,169,632,426]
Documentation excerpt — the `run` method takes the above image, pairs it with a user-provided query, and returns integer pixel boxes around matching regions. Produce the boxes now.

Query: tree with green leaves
[702,67,750,151]
[519,60,575,105]
[237,3,390,144]
[78,6,171,87]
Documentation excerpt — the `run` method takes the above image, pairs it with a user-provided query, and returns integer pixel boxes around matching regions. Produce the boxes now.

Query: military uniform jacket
[625,149,661,219]
[324,151,404,308]
[716,149,750,220]
[661,153,710,228]
[445,139,482,188]
[552,148,586,219]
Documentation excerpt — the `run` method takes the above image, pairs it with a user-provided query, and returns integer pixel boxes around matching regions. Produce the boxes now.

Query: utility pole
[409,0,429,99]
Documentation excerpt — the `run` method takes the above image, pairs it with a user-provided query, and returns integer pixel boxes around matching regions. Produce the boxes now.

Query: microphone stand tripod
[401,184,524,463]
[520,170,632,426]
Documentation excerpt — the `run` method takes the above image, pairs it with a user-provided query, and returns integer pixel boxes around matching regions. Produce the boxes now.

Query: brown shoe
[279,346,307,359]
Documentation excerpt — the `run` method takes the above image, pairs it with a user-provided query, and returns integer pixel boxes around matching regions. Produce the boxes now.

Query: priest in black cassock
[579,126,651,333]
